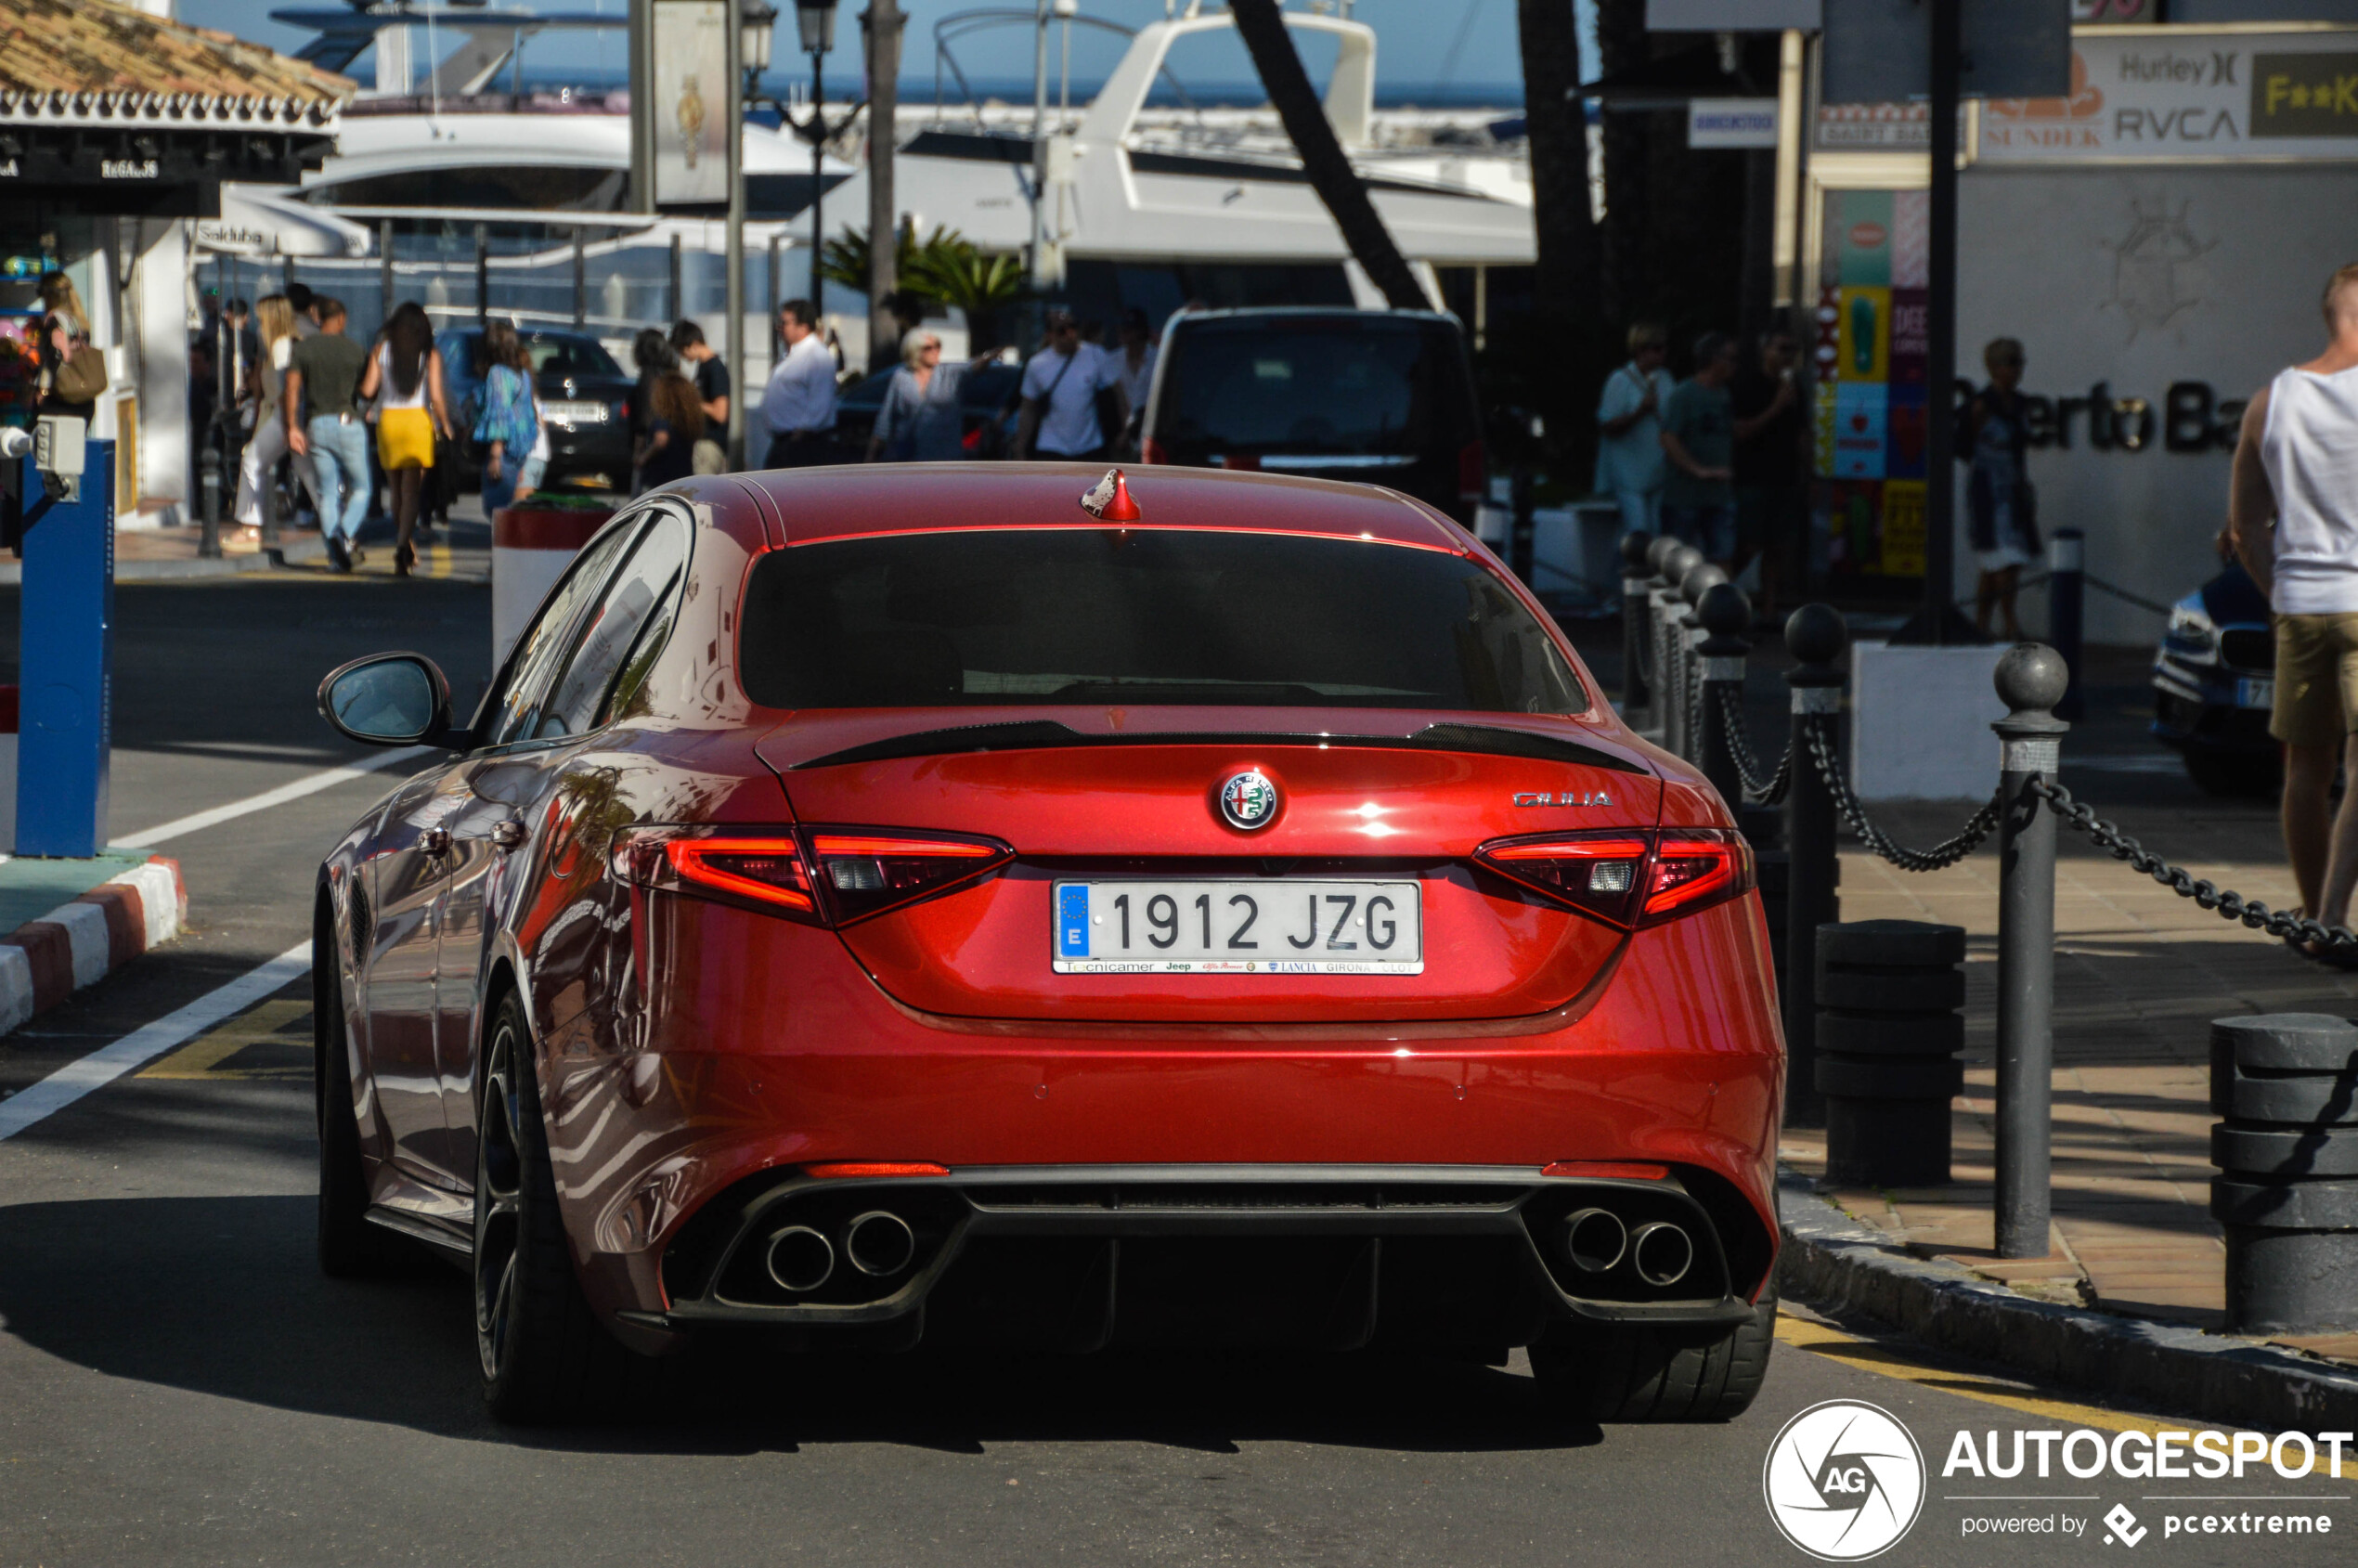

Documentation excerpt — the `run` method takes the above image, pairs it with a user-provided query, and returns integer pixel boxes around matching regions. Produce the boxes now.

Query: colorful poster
[1822,481,1882,573]
[0,311,38,428]
[652,0,728,207]
[1838,288,1891,387]
[1885,384,1929,479]
[1813,380,1839,474]
[1880,481,1928,576]
[1833,382,1889,479]
[1837,191,1894,286]
[1887,288,1928,385]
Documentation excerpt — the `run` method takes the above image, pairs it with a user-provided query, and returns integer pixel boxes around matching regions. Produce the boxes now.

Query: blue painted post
[15,441,113,857]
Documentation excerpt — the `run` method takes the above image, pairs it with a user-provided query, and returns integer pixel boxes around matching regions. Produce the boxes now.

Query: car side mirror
[317,652,465,749]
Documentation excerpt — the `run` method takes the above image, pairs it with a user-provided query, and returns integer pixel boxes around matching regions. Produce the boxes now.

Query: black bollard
[1991,643,2069,1260]
[198,441,223,561]
[1671,557,1723,760]
[1696,580,1750,799]
[2050,528,2085,722]
[1782,604,1847,1129]
[1652,542,1702,747]
[2209,1014,2358,1334]
[1619,530,1655,719]
[1817,921,1968,1186]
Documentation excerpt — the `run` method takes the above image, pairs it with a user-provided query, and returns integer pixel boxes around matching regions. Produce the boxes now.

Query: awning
[194,182,371,257]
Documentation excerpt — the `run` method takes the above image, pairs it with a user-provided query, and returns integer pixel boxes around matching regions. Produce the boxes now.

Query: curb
[0,858,187,1036]
[1777,1173,2358,1432]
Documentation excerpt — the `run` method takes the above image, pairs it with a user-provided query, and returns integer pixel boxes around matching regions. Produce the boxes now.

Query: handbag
[51,343,108,405]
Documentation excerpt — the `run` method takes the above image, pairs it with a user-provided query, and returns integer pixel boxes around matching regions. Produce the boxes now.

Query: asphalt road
[0,572,2345,1567]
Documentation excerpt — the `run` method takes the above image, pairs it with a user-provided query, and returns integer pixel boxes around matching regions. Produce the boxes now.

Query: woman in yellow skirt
[357,301,453,576]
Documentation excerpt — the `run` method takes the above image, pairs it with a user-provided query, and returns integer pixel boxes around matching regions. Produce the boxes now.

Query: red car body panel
[317,464,1784,1357]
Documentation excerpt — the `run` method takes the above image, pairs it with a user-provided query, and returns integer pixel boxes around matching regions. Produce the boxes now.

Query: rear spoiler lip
[787,718,1653,776]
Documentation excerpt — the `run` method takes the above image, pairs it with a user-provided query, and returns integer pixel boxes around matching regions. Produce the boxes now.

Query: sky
[178,0,1550,104]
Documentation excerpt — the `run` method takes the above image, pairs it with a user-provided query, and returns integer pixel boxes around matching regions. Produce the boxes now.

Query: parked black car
[2152,559,2279,795]
[826,360,1025,462]
[1139,307,1486,525]
[434,327,635,494]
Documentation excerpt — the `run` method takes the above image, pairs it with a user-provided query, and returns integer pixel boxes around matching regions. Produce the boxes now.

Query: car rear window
[738,529,1586,714]
[1154,318,1471,460]
[524,335,623,379]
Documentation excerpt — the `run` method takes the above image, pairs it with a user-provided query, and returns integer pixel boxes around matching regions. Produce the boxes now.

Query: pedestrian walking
[628,328,679,494]
[1016,309,1123,461]
[1731,326,1807,610]
[34,271,104,422]
[867,330,986,462]
[284,295,371,572]
[1595,324,1674,539]
[1658,330,1740,566]
[2229,262,2358,956]
[356,302,454,577]
[670,317,732,473]
[233,294,318,532]
[634,368,705,491]
[473,320,539,516]
[1965,337,2041,640]
[759,299,841,468]
[1112,306,1157,457]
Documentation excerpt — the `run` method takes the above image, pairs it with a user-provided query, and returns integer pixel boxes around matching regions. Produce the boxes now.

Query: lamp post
[789,0,843,304]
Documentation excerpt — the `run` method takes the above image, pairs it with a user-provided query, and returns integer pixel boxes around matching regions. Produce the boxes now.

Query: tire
[317,925,404,1278]
[1529,1286,1777,1423]
[474,989,636,1423]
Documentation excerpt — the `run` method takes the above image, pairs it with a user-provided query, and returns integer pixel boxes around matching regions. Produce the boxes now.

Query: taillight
[805,830,1011,923]
[616,826,1013,927]
[1474,828,1752,928]
[1141,436,1167,464]
[1458,439,1487,504]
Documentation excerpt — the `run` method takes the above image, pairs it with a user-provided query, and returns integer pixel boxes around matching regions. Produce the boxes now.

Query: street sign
[1689,98,1781,149]
[1821,0,2073,105]
[1647,0,1822,28]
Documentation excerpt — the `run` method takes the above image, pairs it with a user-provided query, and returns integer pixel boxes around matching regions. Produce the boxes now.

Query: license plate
[1052,880,1423,975]
[2236,677,2274,709]
[544,400,607,426]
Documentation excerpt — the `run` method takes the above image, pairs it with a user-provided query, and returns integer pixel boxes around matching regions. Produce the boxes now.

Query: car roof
[732,462,1469,552]
[1168,307,1459,329]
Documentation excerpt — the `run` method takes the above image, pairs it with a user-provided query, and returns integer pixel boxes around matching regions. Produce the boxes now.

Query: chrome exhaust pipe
[844,1210,917,1277]
[1630,1221,1693,1288]
[1561,1208,1628,1274]
[765,1225,835,1293]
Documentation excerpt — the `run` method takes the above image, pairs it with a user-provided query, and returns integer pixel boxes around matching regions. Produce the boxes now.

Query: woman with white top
[356,301,453,576]
[233,295,317,532]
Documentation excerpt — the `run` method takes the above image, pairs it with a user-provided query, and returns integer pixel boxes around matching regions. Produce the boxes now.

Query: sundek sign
[1982,27,2358,162]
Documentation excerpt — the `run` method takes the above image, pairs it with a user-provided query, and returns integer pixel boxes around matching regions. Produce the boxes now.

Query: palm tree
[1518,0,1600,311]
[1228,0,1428,311]
[900,239,1027,351]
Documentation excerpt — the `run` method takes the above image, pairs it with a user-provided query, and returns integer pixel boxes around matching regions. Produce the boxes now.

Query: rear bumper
[538,896,1784,1347]
[625,1163,1765,1350]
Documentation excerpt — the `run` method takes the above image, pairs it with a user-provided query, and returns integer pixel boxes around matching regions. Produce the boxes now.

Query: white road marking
[0,942,311,1142]
[113,747,434,849]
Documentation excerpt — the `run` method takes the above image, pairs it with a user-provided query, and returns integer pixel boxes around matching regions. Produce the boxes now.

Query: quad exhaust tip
[1561,1208,1628,1275]
[845,1210,917,1277]
[766,1225,836,1293]
[1630,1221,1693,1288]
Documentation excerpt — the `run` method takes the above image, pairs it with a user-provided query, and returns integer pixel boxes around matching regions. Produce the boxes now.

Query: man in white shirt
[1113,307,1157,444]
[2231,261,2358,950]
[760,299,840,468]
[1017,310,1125,460]
[1594,323,1675,538]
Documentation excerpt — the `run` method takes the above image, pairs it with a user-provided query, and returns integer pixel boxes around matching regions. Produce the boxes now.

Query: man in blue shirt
[1659,331,1741,566]
[1594,324,1675,538]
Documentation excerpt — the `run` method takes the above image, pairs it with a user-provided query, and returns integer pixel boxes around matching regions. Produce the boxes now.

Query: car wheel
[1529,1286,1777,1423]
[474,989,631,1423]
[317,934,404,1277]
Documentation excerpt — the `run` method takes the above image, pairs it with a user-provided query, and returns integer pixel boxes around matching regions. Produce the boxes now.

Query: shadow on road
[0,1195,1605,1458]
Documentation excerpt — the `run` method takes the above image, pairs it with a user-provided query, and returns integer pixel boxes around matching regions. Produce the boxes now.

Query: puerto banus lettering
[1932,380,2248,453]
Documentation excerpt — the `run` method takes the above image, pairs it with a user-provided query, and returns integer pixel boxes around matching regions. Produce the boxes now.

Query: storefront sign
[651,0,728,207]
[1688,99,1780,149]
[1982,27,2358,162]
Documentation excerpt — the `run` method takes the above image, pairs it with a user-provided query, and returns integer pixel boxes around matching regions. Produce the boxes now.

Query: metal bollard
[1650,540,1698,746]
[1991,643,2069,1259]
[198,442,223,561]
[1816,921,1967,1186]
[1620,530,1655,719]
[2050,528,2085,722]
[2209,1014,2358,1333]
[1678,563,1728,761]
[1662,548,1707,757]
[1782,603,1847,1129]
[1695,580,1751,805]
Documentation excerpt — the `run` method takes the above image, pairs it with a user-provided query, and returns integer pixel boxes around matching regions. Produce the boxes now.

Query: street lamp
[784,0,853,305]
[741,0,776,84]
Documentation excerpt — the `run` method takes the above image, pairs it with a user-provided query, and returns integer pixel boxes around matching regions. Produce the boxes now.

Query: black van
[1138,307,1486,525]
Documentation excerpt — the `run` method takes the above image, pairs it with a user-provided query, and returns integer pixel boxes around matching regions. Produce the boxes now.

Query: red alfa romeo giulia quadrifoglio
[313,463,1782,1424]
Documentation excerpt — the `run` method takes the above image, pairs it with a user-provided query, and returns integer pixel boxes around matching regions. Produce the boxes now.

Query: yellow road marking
[136,996,313,1080]
[1775,1312,2352,1474]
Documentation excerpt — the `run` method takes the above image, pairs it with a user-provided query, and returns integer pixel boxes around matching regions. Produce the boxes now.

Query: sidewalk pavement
[1778,791,2358,1380]
[0,852,185,1036]
[0,517,489,585]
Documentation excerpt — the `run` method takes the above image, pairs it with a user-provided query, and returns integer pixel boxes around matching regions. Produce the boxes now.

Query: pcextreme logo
[1763,1399,1927,1561]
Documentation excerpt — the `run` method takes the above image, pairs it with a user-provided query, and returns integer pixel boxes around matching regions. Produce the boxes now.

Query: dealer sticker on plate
[1053,880,1423,975]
